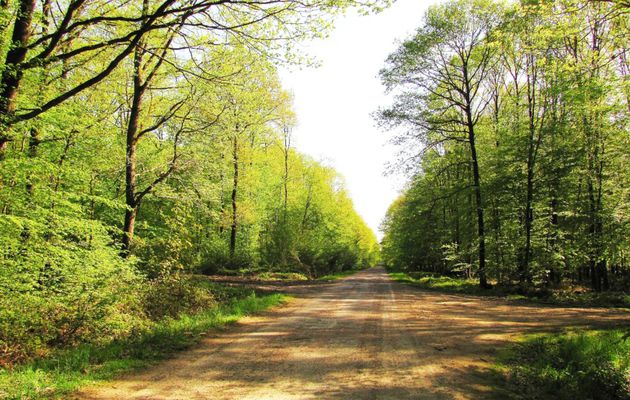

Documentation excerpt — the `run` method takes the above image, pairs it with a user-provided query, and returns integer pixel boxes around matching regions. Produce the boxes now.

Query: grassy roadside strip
[494,329,630,400]
[388,271,630,308]
[215,269,363,282]
[317,269,363,281]
[0,292,288,400]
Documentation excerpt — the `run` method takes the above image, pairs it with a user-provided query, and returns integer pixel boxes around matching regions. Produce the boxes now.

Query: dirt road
[79,268,629,400]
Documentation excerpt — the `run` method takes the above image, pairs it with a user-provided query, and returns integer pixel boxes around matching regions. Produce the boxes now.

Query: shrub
[142,275,216,320]
[0,215,147,366]
[255,271,309,281]
[501,330,630,400]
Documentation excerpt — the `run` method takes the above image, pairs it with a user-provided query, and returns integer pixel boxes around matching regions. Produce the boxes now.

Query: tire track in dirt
[78,268,629,400]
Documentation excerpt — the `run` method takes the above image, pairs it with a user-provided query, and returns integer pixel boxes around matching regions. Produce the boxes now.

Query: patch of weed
[389,271,630,308]
[0,292,288,399]
[496,330,630,400]
[317,269,361,281]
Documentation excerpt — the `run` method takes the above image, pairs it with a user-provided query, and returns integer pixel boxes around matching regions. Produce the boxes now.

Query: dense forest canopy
[378,0,629,292]
[0,0,380,365]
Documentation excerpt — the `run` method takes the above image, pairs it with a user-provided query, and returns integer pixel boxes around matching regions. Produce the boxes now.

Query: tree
[378,0,503,288]
[0,0,382,157]
[378,0,630,293]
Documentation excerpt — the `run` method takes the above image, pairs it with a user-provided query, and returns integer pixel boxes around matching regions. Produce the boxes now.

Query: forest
[0,0,379,368]
[379,0,629,293]
[1,0,629,398]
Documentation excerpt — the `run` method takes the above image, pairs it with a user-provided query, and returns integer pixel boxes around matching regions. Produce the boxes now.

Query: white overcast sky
[279,0,434,240]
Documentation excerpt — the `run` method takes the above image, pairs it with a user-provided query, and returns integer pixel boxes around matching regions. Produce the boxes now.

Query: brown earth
[78,267,629,400]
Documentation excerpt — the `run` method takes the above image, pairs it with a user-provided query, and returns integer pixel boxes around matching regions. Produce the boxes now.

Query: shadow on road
[79,268,629,400]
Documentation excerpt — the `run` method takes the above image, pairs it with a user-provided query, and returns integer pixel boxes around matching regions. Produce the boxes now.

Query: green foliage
[390,271,630,308]
[378,0,629,292]
[389,272,487,295]
[0,213,145,365]
[255,272,309,281]
[317,269,362,281]
[0,1,379,377]
[0,290,286,400]
[142,275,217,320]
[498,330,630,400]
[0,0,382,396]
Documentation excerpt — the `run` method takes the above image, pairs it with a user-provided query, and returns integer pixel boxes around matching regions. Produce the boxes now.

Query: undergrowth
[317,269,362,281]
[254,271,309,281]
[0,290,287,400]
[389,271,630,308]
[496,330,630,400]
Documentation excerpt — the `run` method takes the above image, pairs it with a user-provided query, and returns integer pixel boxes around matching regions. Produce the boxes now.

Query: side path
[78,268,629,400]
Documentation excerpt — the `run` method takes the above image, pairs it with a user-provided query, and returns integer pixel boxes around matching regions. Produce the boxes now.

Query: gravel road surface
[79,267,629,400]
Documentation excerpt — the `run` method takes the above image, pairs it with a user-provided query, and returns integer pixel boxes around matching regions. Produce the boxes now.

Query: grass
[254,271,309,281]
[207,266,366,282]
[389,271,630,308]
[495,329,630,400]
[389,271,491,294]
[0,292,288,400]
[317,269,362,281]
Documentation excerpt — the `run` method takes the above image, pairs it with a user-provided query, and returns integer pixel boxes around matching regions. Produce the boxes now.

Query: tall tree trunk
[468,124,489,288]
[520,84,536,287]
[0,0,36,157]
[301,181,312,231]
[588,177,600,291]
[121,33,146,256]
[463,64,489,289]
[122,205,138,254]
[229,134,239,259]
[283,127,290,219]
[584,11,608,291]
[547,96,561,286]
[280,127,291,264]
[548,188,560,285]
[219,152,226,234]
[491,84,504,283]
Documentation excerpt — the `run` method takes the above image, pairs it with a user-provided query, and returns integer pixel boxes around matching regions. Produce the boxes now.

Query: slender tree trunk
[122,135,139,253]
[491,85,505,283]
[468,124,489,288]
[454,167,461,249]
[548,190,560,284]
[230,135,239,259]
[546,95,561,286]
[462,63,489,288]
[283,127,290,219]
[301,182,312,231]
[219,153,226,234]
[121,37,146,255]
[585,9,608,291]
[520,57,543,288]
[521,122,535,287]
[280,127,291,263]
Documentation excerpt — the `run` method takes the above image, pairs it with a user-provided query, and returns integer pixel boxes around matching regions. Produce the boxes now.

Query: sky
[279,0,434,240]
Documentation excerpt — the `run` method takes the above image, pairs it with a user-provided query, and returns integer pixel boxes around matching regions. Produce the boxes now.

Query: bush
[198,250,254,275]
[255,271,309,281]
[142,275,216,320]
[0,291,287,400]
[500,330,630,400]
[0,215,147,367]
